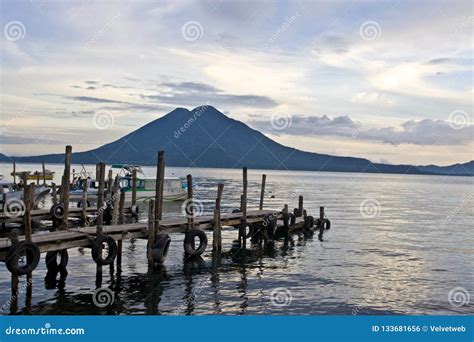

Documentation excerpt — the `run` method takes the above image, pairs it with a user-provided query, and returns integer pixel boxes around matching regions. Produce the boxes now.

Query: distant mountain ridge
[0,106,472,176]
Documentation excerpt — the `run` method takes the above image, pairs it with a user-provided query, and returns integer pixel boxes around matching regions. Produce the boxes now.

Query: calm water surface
[0,163,473,315]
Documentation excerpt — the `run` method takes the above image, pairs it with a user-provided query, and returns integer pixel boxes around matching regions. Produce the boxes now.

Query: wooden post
[111,175,119,225]
[1,193,6,230]
[117,190,125,270]
[95,163,100,180]
[12,161,16,186]
[213,183,224,251]
[96,163,106,236]
[51,182,57,205]
[186,174,194,232]
[81,177,88,224]
[154,151,165,230]
[259,174,266,210]
[42,161,46,185]
[298,196,304,217]
[147,199,155,269]
[318,206,325,241]
[9,230,19,313]
[107,170,113,200]
[119,190,125,224]
[61,145,72,230]
[23,184,32,240]
[241,167,248,249]
[131,169,137,207]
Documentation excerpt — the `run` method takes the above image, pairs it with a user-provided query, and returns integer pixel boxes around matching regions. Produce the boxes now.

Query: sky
[0,0,473,166]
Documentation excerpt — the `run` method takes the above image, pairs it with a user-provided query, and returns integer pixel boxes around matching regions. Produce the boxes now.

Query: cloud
[141,81,278,108]
[65,96,126,104]
[249,114,474,146]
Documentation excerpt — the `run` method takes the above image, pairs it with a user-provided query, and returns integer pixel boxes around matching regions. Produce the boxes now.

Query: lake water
[0,163,473,315]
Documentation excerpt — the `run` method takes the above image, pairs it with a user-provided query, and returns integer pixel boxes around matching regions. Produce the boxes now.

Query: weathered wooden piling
[298,196,304,217]
[96,163,106,234]
[259,174,266,210]
[12,161,16,186]
[318,206,325,241]
[61,145,72,230]
[147,200,156,269]
[240,167,248,249]
[131,169,137,208]
[186,174,194,231]
[213,183,224,251]
[111,176,119,225]
[52,183,57,205]
[42,161,46,185]
[154,151,165,228]
[81,178,88,223]
[118,191,125,224]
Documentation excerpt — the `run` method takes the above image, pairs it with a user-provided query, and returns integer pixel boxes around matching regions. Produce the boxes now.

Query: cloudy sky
[1,0,472,165]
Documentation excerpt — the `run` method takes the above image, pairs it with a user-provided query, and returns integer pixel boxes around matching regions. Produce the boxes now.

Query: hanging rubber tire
[50,204,64,220]
[91,236,117,265]
[130,204,139,216]
[150,233,171,264]
[241,222,254,239]
[293,208,302,217]
[6,241,41,276]
[183,230,207,256]
[77,200,91,208]
[45,249,69,271]
[323,218,331,230]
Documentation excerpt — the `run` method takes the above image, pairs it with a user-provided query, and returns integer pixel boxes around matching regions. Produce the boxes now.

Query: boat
[69,165,187,203]
[0,179,50,208]
[10,169,55,181]
[27,169,55,181]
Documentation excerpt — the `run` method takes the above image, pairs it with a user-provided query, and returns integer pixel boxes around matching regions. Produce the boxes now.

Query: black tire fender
[50,204,65,220]
[183,230,208,256]
[151,233,171,264]
[6,240,41,276]
[91,236,117,265]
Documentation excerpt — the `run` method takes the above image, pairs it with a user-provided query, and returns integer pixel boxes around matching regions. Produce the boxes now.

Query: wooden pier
[1,146,331,310]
